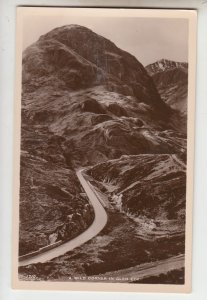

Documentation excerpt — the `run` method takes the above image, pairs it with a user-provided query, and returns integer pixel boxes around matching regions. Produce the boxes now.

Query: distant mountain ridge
[19,25,187,259]
[146,59,188,76]
[146,59,188,115]
[23,24,168,113]
[21,25,187,166]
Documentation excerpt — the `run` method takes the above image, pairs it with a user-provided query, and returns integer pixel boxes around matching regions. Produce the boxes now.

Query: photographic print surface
[13,7,196,293]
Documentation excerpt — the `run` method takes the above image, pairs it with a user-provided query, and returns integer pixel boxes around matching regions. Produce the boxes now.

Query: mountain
[19,24,187,280]
[146,59,188,114]
[22,26,185,168]
[86,154,186,238]
[146,59,188,76]
[23,24,165,111]
[19,154,186,280]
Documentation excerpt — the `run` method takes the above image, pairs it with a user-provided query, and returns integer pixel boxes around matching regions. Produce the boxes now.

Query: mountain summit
[146,59,188,114]
[146,59,188,76]
[21,25,186,167]
[19,25,187,280]
[23,25,168,112]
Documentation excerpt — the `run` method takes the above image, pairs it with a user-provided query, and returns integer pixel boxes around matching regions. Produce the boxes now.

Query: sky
[22,13,188,66]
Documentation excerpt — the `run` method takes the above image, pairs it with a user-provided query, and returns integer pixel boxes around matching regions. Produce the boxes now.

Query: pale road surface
[19,168,108,267]
[19,168,184,282]
[98,254,185,282]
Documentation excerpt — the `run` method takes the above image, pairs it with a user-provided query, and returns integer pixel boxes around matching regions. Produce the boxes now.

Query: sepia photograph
[13,7,197,293]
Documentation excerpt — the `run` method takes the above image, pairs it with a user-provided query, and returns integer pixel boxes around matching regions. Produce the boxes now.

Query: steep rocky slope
[23,25,166,111]
[146,59,188,114]
[19,24,187,283]
[21,26,186,169]
[86,154,186,238]
[19,127,94,255]
[19,155,186,281]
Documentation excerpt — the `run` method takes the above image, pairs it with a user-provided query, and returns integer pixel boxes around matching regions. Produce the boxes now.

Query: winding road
[19,168,108,267]
[19,167,185,283]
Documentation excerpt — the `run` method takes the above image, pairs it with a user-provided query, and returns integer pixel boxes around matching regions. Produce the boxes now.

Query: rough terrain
[19,25,188,284]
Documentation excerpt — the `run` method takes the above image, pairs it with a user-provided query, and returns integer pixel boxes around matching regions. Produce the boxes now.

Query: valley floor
[19,171,185,283]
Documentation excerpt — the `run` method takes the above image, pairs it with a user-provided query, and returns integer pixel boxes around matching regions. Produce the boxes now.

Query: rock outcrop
[146,59,188,114]
[19,25,187,263]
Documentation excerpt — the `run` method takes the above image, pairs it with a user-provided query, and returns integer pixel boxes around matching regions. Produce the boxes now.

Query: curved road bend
[19,168,108,267]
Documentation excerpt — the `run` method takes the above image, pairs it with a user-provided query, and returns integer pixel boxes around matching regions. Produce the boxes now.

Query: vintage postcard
[13,7,197,293]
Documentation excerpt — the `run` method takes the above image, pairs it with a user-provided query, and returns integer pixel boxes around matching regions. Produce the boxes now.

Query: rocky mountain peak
[146,59,188,76]
[19,22,188,283]
[23,25,169,113]
[145,59,188,115]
